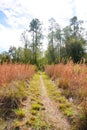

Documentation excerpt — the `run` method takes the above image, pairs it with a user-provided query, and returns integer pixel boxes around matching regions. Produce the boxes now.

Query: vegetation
[26,73,53,129]
[42,73,73,118]
[45,61,87,130]
[0,63,35,86]
[0,16,87,129]
[0,16,87,67]
[45,16,86,64]
[0,64,35,129]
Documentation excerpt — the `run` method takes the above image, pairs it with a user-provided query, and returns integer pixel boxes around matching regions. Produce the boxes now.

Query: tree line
[0,16,87,68]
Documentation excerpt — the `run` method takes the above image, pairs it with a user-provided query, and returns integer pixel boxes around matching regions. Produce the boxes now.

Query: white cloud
[0,24,23,50]
[0,0,87,51]
[0,0,74,28]
[74,0,87,20]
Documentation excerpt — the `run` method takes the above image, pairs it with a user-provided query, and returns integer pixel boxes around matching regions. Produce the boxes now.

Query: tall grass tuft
[45,61,87,129]
[0,63,35,87]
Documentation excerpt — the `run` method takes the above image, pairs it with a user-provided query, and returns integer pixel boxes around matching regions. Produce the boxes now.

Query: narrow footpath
[40,75,70,130]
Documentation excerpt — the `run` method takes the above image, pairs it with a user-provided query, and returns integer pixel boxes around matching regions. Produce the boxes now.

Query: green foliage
[31,109,39,116]
[28,73,54,129]
[42,73,74,119]
[0,81,28,118]
[0,118,7,130]
[46,18,62,64]
[46,16,86,64]
[59,101,74,117]
[13,108,26,118]
[73,109,87,130]
[32,103,42,111]
[0,16,86,66]
[66,38,84,63]
[29,18,43,65]
[62,16,85,63]
[12,119,22,129]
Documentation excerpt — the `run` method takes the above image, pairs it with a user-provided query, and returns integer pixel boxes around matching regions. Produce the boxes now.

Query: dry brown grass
[45,61,87,99]
[0,63,35,87]
[45,61,87,130]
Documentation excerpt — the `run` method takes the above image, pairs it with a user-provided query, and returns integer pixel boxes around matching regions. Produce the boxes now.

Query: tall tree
[70,16,84,38]
[63,16,85,63]
[21,31,33,63]
[21,30,30,49]
[47,18,56,63]
[47,18,62,63]
[55,24,62,62]
[29,18,42,65]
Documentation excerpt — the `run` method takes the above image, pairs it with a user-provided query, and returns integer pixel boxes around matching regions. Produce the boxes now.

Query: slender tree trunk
[33,31,35,64]
[35,31,37,65]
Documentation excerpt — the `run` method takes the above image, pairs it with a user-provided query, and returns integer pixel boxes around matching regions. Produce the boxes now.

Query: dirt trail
[40,75,70,130]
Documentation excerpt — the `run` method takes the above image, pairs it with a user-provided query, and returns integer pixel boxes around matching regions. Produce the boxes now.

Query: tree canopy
[0,16,87,67]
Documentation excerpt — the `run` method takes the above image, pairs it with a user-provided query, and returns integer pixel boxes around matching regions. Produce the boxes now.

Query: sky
[0,0,87,52]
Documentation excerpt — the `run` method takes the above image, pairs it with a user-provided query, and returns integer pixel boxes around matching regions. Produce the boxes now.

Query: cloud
[0,24,23,50]
[0,0,33,29]
[0,0,87,51]
[0,0,74,28]
[74,0,87,20]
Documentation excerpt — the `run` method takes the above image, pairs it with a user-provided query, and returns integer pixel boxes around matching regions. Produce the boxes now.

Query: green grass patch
[42,72,74,119]
[13,108,26,119]
[28,73,49,129]
[11,119,22,129]
[32,103,42,111]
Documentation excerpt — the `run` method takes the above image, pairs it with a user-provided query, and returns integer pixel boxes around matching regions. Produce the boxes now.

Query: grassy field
[0,63,87,130]
[45,61,87,130]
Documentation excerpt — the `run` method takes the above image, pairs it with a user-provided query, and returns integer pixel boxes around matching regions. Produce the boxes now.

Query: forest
[0,16,87,67]
[0,16,87,130]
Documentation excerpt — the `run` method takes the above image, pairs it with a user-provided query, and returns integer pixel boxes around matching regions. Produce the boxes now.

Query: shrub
[74,109,87,130]
[0,81,28,118]
[58,78,69,89]
[0,63,35,87]
[45,61,87,129]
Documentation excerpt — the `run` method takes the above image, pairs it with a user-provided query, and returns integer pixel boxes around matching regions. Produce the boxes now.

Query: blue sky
[0,0,87,52]
[0,11,9,27]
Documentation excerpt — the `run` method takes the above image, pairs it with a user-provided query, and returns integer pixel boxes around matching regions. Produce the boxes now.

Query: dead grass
[0,63,35,87]
[45,62,87,130]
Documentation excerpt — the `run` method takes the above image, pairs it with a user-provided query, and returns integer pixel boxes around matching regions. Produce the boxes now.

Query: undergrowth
[45,62,87,130]
[0,63,35,87]
[42,73,74,119]
[0,80,30,130]
[26,73,53,130]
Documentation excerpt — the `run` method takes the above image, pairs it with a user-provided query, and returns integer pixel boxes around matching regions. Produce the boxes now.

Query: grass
[45,62,87,130]
[27,73,45,129]
[11,119,22,129]
[13,108,26,119]
[0,118,7,130]
[0,77,31,129]
[0,80,29,118]
[42,73,74,119]
[27,73,54,129]
[0,63,35,87]
[31,103,42,111]
[45,62,87,101]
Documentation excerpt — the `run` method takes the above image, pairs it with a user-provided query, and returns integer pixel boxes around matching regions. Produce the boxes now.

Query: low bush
[58,78,70,89]
[0,81,28,118]
[45,61,87,129]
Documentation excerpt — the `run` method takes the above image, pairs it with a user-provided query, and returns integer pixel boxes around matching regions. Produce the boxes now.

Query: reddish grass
[45,61,87,99]
[0,63,35,86]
